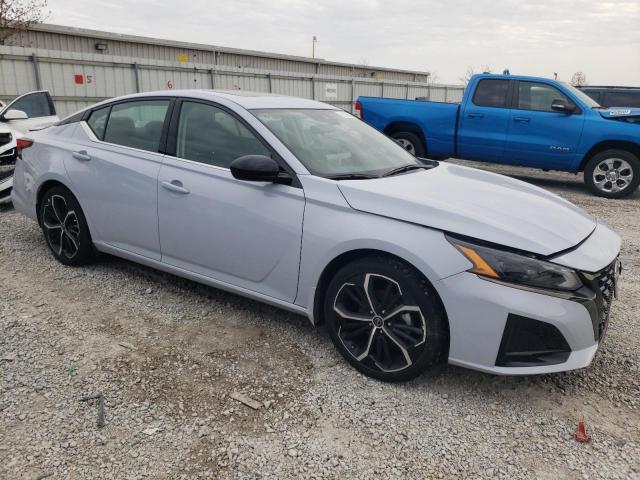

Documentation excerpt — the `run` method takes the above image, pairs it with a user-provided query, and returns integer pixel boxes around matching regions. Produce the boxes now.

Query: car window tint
[518,82,569,112]
[176,102,270,168]
[86,106,110,139]
[103,100,170,152]
[10,92,54,118]
[603,91,640,108]
[472,79,510,108]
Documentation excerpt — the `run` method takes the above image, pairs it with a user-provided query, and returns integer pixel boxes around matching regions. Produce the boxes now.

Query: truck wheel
[584,149,640,198]
[390,132,425,157]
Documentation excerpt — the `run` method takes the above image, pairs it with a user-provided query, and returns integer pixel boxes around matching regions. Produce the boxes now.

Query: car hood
[597,107,640,120]
[337,163,596,256]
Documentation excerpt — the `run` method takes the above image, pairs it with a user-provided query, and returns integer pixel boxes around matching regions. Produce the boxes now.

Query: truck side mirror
[551,100,576,114]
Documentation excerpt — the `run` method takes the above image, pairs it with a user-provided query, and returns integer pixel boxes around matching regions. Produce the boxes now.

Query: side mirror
[551,100,575,114]
[2,109,29,121]
[230,155,280,182]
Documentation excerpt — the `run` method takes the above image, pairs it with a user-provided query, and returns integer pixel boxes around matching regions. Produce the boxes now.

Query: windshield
[561,82,601,109]
[252,109,419,177]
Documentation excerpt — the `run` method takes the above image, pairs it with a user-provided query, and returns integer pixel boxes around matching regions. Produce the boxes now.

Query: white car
[11,90,621,382]
[0,91,59,204]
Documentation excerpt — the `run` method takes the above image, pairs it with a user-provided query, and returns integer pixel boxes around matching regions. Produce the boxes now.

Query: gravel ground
[1,161,639,480]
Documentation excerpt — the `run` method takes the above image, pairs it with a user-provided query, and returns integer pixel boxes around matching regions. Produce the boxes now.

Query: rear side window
[472,79,510,108]
[103,100,170,152]
[87,106,110,139]
[10,92,55,118]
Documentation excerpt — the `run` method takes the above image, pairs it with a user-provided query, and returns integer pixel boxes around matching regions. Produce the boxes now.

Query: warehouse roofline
[28,23,430,77]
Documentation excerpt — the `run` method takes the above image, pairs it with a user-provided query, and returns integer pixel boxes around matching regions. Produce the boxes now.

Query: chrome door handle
[467,113,484,118]
[513,117,531,123]
[161,180,190,194]
[72,150,91,161]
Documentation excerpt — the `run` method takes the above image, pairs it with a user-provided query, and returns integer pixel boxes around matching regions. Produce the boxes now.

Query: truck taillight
[355,101,363,119]
[16,138,33,158]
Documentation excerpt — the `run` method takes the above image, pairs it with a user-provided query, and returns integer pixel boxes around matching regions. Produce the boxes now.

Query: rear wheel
[324,256,448,382]
[39,186,95,266]
[390,132,426,157]
[584,149,640,198]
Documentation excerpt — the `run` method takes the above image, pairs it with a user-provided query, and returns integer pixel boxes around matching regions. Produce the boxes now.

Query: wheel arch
[383,121,427,154]
[579,140,640,171]
[36,179,73,224]
[312,248,449,335]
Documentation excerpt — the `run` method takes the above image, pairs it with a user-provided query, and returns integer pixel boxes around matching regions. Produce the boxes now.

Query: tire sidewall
[584,149,640,199]
[39,186,94,266]
[323,256,447,382]
[390,132,426,158]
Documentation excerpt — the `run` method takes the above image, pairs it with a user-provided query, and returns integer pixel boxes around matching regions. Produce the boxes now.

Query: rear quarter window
[472,79,510,108]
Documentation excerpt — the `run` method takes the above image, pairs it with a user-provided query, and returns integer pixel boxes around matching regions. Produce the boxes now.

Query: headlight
[447,236,582,292]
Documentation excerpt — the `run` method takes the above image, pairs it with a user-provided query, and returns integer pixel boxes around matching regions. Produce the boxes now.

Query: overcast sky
[48,0,640,86]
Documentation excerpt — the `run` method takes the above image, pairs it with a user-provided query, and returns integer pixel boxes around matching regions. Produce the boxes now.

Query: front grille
[594,260,617,340]
[0,132,11,147]
[0,148,16,182]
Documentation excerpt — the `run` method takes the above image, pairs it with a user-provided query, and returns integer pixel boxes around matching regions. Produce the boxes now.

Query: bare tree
[459,65,493,85]
[570,71,588,87]
[0,0,48,46]
[427,71,439,84]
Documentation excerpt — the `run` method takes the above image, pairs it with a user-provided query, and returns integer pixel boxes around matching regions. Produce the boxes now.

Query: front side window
[87,106,110,139]
[253,109,420,177]
[9,92,55,118]
[517,82,570,112]
[103,100,170,152]
[175,101,270,168]
[472,79,510,108]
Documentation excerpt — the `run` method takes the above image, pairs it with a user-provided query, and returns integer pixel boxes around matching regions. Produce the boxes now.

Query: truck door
[504,81,585,169]
[457,78,512,163]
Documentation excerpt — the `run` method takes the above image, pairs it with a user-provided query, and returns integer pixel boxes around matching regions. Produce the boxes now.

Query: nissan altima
[11,90,621,382]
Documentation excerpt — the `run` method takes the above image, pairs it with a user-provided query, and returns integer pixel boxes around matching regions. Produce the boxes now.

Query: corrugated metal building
[1,24,464,116]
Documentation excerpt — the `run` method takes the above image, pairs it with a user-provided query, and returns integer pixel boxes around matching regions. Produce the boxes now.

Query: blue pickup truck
[357,74,640,198]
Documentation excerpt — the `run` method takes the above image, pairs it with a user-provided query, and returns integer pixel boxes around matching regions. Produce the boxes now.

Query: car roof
[91,89,337,111]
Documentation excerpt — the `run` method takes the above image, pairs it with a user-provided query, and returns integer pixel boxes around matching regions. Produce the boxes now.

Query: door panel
[158,158,304,302]
[66,124,165,259]
[505,81,585,169]
[158,100,304,302]
[64,99,172,259]
[457,79,511,162]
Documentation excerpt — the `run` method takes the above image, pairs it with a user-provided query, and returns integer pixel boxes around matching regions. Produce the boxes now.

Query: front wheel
[324,256,448,382]
[584,149,640,198]
[39,186,95,266]
[390,132,426,158]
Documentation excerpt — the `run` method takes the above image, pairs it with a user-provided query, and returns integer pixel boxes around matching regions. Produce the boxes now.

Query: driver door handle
[72,150,91,162]
[513,117,531,123]
[161,180,190,195]
[467,112,484,118]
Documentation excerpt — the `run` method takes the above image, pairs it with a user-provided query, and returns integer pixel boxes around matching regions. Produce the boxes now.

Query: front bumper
[0,146,16,203]
[436,258,620,375]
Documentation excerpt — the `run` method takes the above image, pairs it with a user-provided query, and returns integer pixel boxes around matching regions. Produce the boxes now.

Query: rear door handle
[467,113,484,118]
[72,150,91,161]
[513,117,531,123]
[161,180,190,195]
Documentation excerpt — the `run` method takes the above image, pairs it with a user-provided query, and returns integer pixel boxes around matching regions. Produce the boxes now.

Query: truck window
[603,91,640,108]
[517,82,569,112]
[472,79,510,108]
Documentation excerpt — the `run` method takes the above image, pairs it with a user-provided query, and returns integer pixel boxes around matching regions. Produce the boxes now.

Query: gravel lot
[1,160,639,480]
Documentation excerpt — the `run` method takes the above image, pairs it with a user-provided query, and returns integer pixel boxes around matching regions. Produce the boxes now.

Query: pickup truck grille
[0,132,12,147]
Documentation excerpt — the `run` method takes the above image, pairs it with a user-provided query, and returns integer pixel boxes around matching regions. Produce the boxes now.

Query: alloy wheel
[333,273,427,373]
[42,194,81,259]
[395,138,416,155]
[593,158,634,194]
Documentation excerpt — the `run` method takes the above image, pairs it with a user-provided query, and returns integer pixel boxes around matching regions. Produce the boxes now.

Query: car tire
[584,149,640,198]
[324,255,448,382]
[39,186,95,266]
[390,132,426,157]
